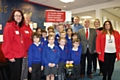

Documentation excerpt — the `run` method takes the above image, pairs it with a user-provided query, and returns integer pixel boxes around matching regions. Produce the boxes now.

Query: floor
[79,61,120,80]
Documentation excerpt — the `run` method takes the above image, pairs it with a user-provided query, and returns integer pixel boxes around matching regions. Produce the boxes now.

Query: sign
[46,10,65,22]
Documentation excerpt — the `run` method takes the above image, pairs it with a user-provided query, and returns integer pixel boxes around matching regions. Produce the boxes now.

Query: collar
[84,27,89,30]
[59,45,64,50]
[48,44,55,49]
[74,23,80,26]
[72,47,78,51]
[34,42,41,46]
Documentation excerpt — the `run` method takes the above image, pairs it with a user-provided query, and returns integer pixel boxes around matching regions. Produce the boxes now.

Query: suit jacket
[77,28,97,54]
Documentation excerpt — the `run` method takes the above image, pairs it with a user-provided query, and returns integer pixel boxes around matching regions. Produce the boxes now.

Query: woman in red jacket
[2,10,25,80]
[20,13,33,80]
[96,20,120,80]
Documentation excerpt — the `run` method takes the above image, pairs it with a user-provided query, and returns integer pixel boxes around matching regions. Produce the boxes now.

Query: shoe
[99,72,103,76]
[108,77,111,80]
[92,70,96,74]
[88,74,93,78]
[80,74,85,78]
[103,76,106,80]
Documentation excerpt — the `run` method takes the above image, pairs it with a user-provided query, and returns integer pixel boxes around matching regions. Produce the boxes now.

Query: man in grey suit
[77,19,97,78]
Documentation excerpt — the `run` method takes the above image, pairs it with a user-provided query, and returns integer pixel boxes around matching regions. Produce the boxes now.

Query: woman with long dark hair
[2,10,25,80]
[96,20,120,80]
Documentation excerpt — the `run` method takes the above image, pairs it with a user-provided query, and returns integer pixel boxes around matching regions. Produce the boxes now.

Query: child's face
[73,42,79,48]
[33,36,40,43]
[37,29,41,35]
[67,29,72,36]
[59,39,66,46]
[42,32,47,38]
[60,33,66,38]
[72,35,78,40]
[48,37,55,45]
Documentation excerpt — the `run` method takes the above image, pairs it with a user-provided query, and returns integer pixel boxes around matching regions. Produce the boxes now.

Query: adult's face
[94,20,100,29]
[105,22,111,30]
[14,11,22,23]
[74,17,80,24]
[84,19,90,28]
[58,25,64,32]
[24,14,31,25]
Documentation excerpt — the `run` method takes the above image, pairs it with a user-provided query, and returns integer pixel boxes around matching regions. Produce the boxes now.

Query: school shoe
[80,74,85,78]
[108,77,111,80]
[88,74,93,78]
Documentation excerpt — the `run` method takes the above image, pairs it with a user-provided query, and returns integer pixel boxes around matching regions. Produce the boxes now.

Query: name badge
[15,31,19,34]
[25,31,29,34]
[108,39,113,43]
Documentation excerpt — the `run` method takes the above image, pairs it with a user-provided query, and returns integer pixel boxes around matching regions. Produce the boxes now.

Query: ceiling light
[81,16,92,19]
[60,0,75,3]
[64,6,66,8]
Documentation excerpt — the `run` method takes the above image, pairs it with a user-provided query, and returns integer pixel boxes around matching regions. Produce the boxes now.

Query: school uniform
[42,44,60,75]
[66,35,72,50]
[70,44,82,79]
[58,45,69,80]
[28,42,43,80]
[41,37,48,47]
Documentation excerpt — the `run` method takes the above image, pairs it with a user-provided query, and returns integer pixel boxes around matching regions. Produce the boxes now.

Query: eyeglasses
[14,15,22,17]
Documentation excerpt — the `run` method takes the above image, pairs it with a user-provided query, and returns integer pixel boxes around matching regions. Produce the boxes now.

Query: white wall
[102,10,120,32]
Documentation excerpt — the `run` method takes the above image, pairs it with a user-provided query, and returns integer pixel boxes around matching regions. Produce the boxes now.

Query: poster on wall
[45,10,66,22]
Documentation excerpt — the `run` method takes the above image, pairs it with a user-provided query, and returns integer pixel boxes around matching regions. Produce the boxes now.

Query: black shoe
[108,77,111,80]
[92,70,96,74]
[88,74,93,78]
[103,76,106,80]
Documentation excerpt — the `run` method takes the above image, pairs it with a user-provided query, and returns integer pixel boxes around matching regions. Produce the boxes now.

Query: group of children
[28,26,82,80]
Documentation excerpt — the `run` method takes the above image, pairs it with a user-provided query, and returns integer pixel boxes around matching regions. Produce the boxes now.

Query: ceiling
[27,0,120,23]
[29,0,113,10]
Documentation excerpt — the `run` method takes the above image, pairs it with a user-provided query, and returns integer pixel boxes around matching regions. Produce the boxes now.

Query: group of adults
[1,9,120,80]
[72,16,120,80]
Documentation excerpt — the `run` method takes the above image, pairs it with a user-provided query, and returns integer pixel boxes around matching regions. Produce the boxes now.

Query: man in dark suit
[77,19,97,78]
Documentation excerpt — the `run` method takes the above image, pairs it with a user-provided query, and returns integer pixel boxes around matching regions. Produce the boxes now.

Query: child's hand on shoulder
[29,67,32,73]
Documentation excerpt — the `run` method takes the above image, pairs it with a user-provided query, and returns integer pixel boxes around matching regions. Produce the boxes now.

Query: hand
[9,58,15,62]
[56,64,58,68]
[97,52,101,54]
[52,63,55,67]
[66,61,70,64]
[70,61,74,64]
[41,66,44,71]
[29,67,32,73]
[94,50,96,53]
[48,63,52,67]
[24,57,27,58]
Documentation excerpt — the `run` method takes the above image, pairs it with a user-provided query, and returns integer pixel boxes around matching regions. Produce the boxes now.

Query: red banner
[46,10,65,22]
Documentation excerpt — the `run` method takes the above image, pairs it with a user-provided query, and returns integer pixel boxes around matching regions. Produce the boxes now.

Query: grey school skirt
[44,66,57,75]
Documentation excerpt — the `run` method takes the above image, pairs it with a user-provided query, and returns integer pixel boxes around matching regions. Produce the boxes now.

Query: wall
[0,0,59,34]
[102,10,120,32]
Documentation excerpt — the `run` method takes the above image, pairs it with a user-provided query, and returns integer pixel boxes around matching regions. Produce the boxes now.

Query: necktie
[86,28,88,40]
